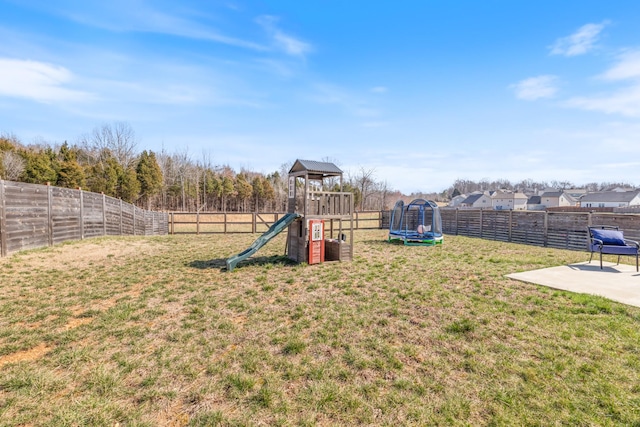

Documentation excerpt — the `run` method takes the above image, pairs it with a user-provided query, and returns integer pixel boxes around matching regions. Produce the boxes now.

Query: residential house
[491,190,528,210]
[579,190,640,208]
[459,192,492,209]
[448,194,467,207]
[540,191,578,208]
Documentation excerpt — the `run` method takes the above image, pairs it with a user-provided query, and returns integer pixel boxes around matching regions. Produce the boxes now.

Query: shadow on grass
[189,255,297,271]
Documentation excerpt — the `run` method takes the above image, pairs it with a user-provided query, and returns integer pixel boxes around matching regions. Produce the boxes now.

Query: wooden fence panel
[82,192,104,238]
[441,209,457,235]
[51,186,82,244]
[105,196,123,236]
[3,182,49,253]
[0,180,6,257]
[590,213,640,242]
[0,180,168,257]
[121,203,135,235]
[134,207,146,236]
[456,209,482,238]
[546,212,589,251]
[480,210,510,242]
[440,208,640,252]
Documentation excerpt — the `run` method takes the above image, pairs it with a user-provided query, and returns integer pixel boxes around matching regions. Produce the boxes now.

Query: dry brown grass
[0,231,638,426]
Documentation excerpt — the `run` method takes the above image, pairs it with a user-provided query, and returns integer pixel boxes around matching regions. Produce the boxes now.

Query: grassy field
[0,230,639,426]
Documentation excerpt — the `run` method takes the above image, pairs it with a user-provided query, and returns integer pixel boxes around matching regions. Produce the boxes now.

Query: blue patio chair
[587,226,639,272]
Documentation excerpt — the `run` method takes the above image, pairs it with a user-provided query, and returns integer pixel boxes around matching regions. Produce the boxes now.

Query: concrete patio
[507,261,640,308]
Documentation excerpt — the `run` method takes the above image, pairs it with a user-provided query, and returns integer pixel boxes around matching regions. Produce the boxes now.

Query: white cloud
[39,2,267,51]
[511,75,558,100]
[550,21,608,56]
[565,85,640,117]
[564,51,640,117]
[600,50,640,81]
[256,15,312,57]
[370,86,388,94]
[0,58,92,103]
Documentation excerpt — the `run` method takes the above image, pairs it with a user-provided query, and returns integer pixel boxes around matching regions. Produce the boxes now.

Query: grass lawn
[0,230,639,426]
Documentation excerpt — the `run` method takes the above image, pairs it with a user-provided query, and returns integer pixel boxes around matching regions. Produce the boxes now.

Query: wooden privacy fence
[440,209,640,251]
[382,208,640,251]
[169,210,382,234]
[0,180,168,257]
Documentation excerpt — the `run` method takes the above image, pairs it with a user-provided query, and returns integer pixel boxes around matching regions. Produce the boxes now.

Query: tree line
[445,178,637,198]
[0,123,400,212]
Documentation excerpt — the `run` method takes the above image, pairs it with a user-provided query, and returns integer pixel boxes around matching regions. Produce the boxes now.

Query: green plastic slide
[226,213,301,271]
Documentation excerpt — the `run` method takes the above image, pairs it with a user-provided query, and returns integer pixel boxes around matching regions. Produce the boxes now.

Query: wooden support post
[79,189,85,240]
[479,209,483,238]
[133,206,136,236]
[47,183,53,247]
[455,208,459,235]
[224,213,227,234]
[102,193,107,236]
[196,212,200,235]
[508,209,513,242]
[0,180,6,257]
[543,211,549,247]
[586,212,593,250]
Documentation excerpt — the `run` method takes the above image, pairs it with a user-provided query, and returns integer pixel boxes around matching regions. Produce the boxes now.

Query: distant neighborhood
[447,187,640,211]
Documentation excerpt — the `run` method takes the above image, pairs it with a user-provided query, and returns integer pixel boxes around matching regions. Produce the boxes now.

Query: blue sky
[1,1,640,193]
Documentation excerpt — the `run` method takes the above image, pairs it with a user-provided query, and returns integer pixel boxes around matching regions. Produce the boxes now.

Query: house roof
[564,193,578,203]
[527,195,542,205]
[541,191,563,198]
[541,191,578,203]
[580,190,640,203]
[461,194,485,204]
[492,191,528,199]
[288,159,343,179]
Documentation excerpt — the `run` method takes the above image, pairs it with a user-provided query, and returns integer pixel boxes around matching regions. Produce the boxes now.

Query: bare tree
[80,122,138,168]
[173,149,192,211]
[1,151,25,180]
[351,167,376,210]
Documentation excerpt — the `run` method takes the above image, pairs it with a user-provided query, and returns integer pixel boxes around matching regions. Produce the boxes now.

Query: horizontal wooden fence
[382,208,640,251]
[0,180,168,257]
[440,208,640,251]
[169,211,383,234]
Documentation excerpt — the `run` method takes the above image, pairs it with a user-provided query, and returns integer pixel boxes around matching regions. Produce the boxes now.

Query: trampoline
[388,198,443,246]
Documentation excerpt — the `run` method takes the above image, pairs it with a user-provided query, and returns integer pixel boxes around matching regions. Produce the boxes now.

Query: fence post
[170,212,174,235]
[224,213,227,234]
[47,183,53,247]
[0,180,6,257]
[252,213,256,234]
[119,199,123,235]
[455,208,459,235]
[196,211,200,235]
[543,211,549,247]
[479,209,483,238]
[102,193,107,236]
[133,207,136,236]
[508,209,513,242]
[79,188,85,240]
